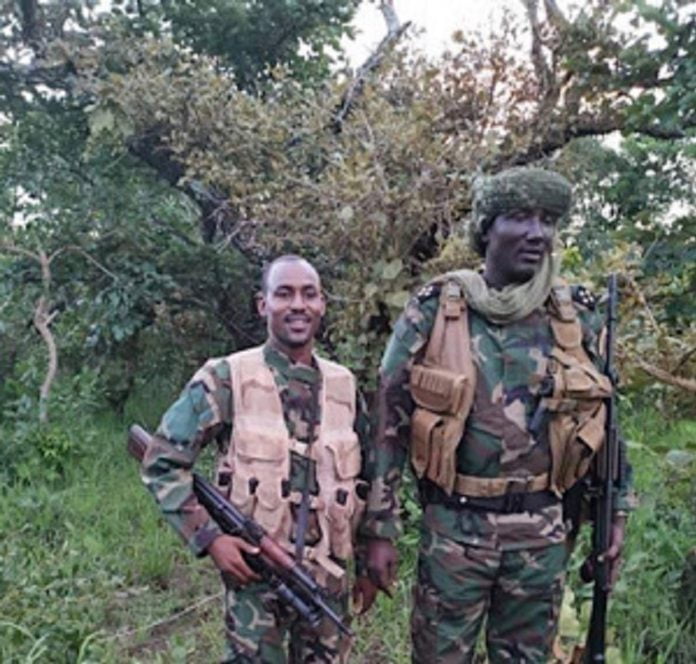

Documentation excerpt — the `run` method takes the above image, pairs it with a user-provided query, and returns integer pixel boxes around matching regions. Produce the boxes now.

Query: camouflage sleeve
[355,388,370,483]
[141,358,233,556]
[361,288,440,540]
[574,286,638,514]
[353,388,371,575]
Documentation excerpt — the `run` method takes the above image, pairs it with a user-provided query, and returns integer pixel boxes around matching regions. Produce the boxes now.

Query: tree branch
[0,61,76,94]
[543,0,568,28]
[521,0,553,95]
[19,0,43,48]
[64,245,119,281]
[332,1,411,133]
[34,250,57,424]
[126,128,266,260]
[635,358,696,394]
[674,346,696,373]
[512,110,693,165]
[104,592,223,643]
[0,243,40,263]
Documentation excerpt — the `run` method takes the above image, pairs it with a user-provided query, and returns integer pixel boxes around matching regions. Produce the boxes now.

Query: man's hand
[352,576,379,615]
[366,537,398,595]
[208,534,262,585]
[603,514,627,591]
[581,514,627,592]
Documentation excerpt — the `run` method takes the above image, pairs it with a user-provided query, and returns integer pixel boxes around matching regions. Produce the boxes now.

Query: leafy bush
[2,362,102,484]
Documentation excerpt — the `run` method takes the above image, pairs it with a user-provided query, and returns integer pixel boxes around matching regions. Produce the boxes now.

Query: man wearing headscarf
[361,167,635,662]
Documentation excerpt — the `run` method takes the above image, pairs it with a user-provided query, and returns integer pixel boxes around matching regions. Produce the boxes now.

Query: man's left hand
[602,514,627,591]
[352,576,379,615]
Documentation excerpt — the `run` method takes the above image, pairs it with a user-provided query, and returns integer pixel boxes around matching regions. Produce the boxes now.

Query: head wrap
[468,167,572,255]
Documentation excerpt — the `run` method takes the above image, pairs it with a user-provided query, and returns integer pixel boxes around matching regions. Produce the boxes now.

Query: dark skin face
[256,259,325,365]
[482,207,556,288]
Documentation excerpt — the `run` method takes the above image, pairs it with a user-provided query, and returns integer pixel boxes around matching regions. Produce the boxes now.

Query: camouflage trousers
[220,573,351,664]
[411,527,566,664]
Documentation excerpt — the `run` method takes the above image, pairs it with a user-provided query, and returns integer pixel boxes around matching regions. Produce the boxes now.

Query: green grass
[1,406,694,662]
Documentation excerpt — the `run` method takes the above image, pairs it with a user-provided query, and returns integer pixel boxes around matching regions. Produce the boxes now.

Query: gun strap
[294,380,319,563]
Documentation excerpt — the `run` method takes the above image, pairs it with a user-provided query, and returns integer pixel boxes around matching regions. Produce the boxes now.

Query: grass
[1,404,694,662]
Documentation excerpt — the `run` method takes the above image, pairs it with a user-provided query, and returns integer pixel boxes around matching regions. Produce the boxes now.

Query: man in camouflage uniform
[362,168,635,663]
[141,255,376,663]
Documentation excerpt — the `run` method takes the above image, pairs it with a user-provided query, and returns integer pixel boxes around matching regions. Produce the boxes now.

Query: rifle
[582,273,624,663]
[127,424,353,638]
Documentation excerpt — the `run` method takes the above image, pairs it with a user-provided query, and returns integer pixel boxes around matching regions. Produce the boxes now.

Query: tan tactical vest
[216,346,364,584]
[410,279,612,498]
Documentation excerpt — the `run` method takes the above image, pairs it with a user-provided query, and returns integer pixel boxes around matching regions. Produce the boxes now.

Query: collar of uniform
[263,342,320,385]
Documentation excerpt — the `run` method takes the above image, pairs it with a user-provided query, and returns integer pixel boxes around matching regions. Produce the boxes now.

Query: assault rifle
[581,273,625,663]
[127,424,353,638]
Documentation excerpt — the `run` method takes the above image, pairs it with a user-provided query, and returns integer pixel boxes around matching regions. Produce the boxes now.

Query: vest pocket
[411,408,443,478]
[229,428,289,537]
[254,480,287,536]
[324,434,363,560]
[551,403,606,493]
[326,433,361,480]
[411,365,468,414]
[327,497,354,560]
[550,348,612,400]
[410,407,464,493]
[545,349,611,494]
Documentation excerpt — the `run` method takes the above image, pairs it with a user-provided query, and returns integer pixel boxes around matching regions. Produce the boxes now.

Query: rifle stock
[127,424,353,638]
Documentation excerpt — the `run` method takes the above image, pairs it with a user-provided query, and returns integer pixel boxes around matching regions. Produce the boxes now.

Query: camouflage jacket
[362,282,635,550]
[142,343,370,558]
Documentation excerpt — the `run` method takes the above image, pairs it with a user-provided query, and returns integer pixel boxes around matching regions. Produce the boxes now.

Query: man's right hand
[366,537,398,595]
[207,534,262,585]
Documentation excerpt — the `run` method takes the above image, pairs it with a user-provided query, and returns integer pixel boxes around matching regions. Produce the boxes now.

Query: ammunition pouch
[408,280,475,495]
[543,348,612,495]
[411,408,466,494]
[410,365,469,414]
[410,365,470,492]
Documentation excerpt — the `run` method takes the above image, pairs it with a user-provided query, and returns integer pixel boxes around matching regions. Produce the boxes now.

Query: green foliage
[558,409,696,663]
[152,0,360,89]
[1,357,102,483]
[1,0,359,414]
[1,407,693,662]
[2,0,693,407]
[0,3,693,661]
[556,133,694,412]
[612,413,696,662]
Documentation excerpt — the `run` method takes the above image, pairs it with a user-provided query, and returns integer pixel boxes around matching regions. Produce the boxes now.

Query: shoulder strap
[424,279,471,372]
[547,279,583,353]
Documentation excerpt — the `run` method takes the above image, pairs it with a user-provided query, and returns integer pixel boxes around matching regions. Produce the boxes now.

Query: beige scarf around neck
[445,251,560,324]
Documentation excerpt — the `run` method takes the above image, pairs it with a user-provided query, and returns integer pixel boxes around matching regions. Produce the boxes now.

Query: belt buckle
[502,476,533,513]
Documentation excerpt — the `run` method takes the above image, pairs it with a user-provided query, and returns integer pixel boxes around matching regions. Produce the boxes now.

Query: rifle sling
[294,381,319,563]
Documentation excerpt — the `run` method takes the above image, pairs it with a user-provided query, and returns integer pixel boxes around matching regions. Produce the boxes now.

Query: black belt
[421,482,559,514]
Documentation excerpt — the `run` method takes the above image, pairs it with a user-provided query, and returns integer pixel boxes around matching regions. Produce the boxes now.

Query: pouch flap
[410,365,466,414]
[256,480,282,509]
[550,317,582,351]
[327,433,361,479]
[576,405,606,453]
[410,408,443,478]
[563,365,596,395]
[233,426,287,462]
[411,408,443,445]
[551,348,612,400]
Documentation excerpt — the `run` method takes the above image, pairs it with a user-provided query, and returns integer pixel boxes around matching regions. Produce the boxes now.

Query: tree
[1,0,693,400]
[1,0,364,413]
